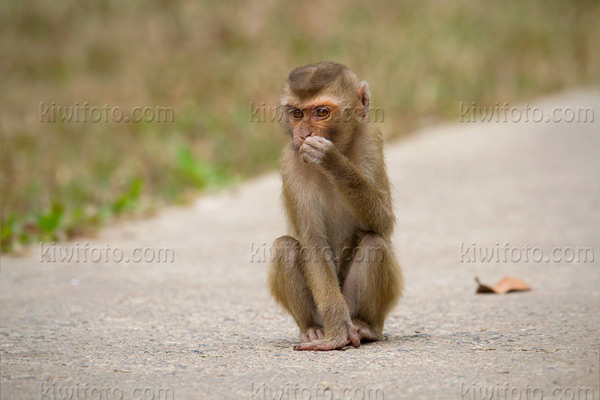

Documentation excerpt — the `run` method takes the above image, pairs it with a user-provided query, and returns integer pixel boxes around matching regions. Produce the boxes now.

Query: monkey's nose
[299,125,312,139]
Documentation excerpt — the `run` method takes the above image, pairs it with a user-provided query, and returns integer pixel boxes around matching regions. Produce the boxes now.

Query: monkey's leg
[342,233,403,341]
[267,236,323,342]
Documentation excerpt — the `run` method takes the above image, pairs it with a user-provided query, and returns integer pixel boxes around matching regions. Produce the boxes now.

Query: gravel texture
[1,91,599,400]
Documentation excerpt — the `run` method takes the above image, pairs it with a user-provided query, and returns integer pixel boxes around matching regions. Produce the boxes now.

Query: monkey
[267,61,403,351]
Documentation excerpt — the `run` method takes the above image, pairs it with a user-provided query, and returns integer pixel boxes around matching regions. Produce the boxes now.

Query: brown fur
[268,62,403,351]
[287,62,348,99]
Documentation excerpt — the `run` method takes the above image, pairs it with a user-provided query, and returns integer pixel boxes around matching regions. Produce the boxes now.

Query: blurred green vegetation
[1,0,599,252]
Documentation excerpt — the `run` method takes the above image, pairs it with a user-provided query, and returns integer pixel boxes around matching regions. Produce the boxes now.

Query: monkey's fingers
[293,333,359,351]
[304,136,332,147]
[299,145,325,164]
[302,138,331,153]
[293,339,347,351]
[300,327,324,343]
[300,153,321,164]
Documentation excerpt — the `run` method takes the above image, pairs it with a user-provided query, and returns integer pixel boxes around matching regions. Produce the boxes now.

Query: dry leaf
[475,276,531,294]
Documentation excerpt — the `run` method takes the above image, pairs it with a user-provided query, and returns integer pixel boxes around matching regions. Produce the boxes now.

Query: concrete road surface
[2,91,599,400]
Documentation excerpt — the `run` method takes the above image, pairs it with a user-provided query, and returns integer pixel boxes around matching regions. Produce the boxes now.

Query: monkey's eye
[289,109,303,119]
[314,108,330,118]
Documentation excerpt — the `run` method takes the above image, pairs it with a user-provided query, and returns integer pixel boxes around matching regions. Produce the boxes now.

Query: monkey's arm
[302,243,359,342]
[300,137,394,236]
[280,174,360,348]
[327,154,393,236]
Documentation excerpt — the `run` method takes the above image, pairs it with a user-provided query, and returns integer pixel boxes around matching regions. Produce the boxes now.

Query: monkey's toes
[351,318,380,342]
[348,325,361,348]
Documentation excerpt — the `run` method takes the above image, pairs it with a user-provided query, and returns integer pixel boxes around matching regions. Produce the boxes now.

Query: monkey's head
[280,62,370,152]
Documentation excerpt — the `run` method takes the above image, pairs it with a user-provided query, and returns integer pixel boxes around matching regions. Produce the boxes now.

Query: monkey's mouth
[292,139,305,149]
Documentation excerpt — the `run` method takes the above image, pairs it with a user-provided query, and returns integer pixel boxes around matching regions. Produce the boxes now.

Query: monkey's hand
[299,136,337,166]
[300,135,394,237]
[293,322,360,351]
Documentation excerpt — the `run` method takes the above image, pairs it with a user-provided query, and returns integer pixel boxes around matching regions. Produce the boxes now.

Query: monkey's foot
[300,326,324,343]
[294,325,360,351]
[352,318,381,342]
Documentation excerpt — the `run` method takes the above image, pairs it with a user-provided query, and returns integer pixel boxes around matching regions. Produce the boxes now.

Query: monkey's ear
[356,81,370,118]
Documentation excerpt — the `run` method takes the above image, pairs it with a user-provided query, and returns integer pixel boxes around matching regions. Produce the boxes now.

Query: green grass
[1,0,599,252]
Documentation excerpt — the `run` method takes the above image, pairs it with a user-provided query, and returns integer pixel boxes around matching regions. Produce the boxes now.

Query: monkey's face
[280,62,370,153]
[285,98,338,149]
[284,97,356,149]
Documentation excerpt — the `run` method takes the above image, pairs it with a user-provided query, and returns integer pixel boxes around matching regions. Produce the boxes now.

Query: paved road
[2,91,599,400]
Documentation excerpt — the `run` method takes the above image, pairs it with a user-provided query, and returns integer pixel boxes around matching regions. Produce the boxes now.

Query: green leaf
[38,204,64,233]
